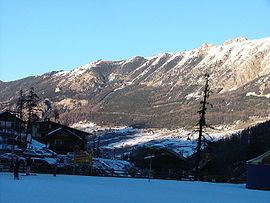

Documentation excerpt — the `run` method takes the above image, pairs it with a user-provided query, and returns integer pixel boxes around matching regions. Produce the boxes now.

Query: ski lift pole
[148,158,152,182]
[147,149,154,182]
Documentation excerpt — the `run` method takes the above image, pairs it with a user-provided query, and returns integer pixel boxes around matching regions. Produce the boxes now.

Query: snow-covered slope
[1,173,269,203]
[85,125,242,158]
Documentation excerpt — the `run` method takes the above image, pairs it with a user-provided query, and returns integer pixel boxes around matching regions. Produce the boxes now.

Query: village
[0,108,198,180]
[0,86,270,191]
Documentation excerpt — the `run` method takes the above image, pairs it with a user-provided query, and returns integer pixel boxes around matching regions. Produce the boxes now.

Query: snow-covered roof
[136,146,186,160]
[35,120,90,136]
[47,127,83,141]
[47,127,63,135]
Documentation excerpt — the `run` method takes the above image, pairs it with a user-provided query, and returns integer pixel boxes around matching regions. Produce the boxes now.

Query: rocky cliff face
[1,37,270,128]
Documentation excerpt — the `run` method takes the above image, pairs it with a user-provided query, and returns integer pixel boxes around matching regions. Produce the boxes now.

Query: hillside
[1,37,270,128]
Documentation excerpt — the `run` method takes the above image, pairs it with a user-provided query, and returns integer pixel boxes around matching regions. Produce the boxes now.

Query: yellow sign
[204,153,211,161]
[251,153,270,166]
[74,152,93,165]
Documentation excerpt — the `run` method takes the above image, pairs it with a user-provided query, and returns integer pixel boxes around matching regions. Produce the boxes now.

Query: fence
[0,162,186,180]
[0,162,240,183]
[0,162,141,178]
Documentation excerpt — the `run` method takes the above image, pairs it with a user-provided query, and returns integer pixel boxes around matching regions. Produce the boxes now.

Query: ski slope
[0,173,269,203]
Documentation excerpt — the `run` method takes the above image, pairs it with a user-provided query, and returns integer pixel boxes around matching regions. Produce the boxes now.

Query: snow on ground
[23,139,56,157]
[93,158,134,174]
[71,121,114,133]
[30,139,46,150]
[1,173,269,203]
[72,121,244,158]
[95,127,239,158]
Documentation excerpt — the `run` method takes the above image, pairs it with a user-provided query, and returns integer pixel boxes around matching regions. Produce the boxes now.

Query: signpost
[74,152,93,165]
[73,151,93,175]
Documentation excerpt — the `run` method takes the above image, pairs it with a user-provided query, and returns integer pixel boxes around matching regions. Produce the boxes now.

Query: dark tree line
[204,120,270,180]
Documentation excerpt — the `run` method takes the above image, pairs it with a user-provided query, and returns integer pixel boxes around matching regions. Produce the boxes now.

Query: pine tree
[24,88,42,138]
[195,74,212,178]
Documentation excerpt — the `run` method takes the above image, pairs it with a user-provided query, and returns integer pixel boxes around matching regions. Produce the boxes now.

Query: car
[32,158,54,167]
[0,153,25,163]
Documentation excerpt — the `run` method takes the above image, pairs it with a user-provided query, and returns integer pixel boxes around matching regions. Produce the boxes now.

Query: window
[54,139,62,145]
[1,121,12,127]
[0,121,4,127]
[60,133,68,137]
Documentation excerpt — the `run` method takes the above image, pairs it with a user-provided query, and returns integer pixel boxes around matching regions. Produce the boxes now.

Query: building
[0,111,25,133]
[130,146,188,179]
[246,150,270,190]
[0,111,26,152]
[31,120,90,154]
[46,127,86,154]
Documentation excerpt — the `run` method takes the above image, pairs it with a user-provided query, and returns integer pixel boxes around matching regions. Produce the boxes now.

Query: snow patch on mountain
[246,92,270,98]
[54,60,102,77]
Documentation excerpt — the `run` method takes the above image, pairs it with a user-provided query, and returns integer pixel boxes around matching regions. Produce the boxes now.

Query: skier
[13,158,20,180]
[26,157,33,176]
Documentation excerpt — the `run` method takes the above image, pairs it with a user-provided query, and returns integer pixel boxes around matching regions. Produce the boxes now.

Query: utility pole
[18,90,24,121]
[113,147,116,160]
[26,88,34,137]
[97,136,101,157]
[195,74,211,178]
[18,90,24,142]
[27,88,34,124]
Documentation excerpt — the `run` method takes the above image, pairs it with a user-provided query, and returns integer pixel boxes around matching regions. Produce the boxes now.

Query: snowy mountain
[1,37,270,128]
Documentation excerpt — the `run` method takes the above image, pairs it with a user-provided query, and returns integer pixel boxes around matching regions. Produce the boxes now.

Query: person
[13,158,20,180]
[53,159,58,177]
[129,167,136,178]
[26,157,33,176]
[110,168,115,177]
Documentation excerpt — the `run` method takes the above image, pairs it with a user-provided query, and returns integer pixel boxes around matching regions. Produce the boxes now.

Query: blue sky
[0,0,270,82]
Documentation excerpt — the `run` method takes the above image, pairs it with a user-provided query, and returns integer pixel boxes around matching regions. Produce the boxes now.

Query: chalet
[0,111,26,151]
[130,146,189,179]
[0,111,25,133]
[46,128,85,154]
[31,120,90,154]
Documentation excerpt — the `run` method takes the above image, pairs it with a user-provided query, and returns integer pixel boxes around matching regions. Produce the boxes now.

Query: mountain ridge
[1,36,270,128]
